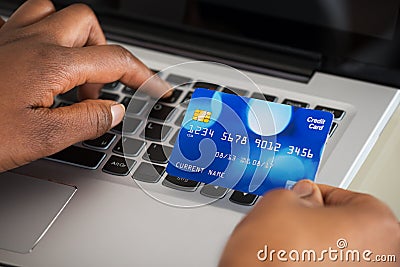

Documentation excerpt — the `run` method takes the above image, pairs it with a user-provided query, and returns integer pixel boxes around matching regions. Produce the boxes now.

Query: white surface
[349,106,400,219]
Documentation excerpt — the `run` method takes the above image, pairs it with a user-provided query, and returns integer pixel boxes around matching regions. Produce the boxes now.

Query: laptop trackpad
[0,172,76,254]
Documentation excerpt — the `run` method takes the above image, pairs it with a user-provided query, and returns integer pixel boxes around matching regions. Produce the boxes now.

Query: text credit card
[166,88,333,196]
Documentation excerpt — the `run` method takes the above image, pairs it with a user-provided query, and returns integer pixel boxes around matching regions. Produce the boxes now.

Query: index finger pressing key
[54,45,172,99]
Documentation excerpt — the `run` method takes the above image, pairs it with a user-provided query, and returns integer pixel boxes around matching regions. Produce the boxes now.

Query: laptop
[0,0,399,266]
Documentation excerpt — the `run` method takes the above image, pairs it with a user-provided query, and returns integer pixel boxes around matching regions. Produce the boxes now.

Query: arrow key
[229,191,258,206]
[102,155,136,176]
[200,184,228,199]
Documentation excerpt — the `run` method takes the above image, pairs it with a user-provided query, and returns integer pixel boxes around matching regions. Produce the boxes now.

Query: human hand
[219,180,400,266]
[0,0,171,172]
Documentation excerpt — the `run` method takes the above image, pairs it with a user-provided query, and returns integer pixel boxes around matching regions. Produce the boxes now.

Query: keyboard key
[83,133,116,150]
[200,185,228,199]
[103,81,120,90]
[112,117,142,134]
[113,137,145,157]
[133,163,165,183]
[47,146,106,170]
[192,82,219,90]
[165,74,192,87]
[162,175,200,192]
[121,97,147,114]
[329,122,338,137]
[251,92,277,102]
[315,106,345,120]
[282,99,309,108]
[122,86,147,97]
[99,92,119,101]
[181,91,193,105]
[149,102,175,121]
[175,110,186,126]
[143,143,172,164]
[121,97,131,108]
[102,155,136,176]
[169,130,179,146]
[222,87,247,96]
[58,87,78,103]
[159,89,183,104]
[56,102,71,107]
[229,191,258,206]
[141,122,172,141]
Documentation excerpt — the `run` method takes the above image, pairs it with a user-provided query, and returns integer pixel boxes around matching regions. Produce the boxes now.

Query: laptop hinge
[0,6,322,83]
[100,17,321,83]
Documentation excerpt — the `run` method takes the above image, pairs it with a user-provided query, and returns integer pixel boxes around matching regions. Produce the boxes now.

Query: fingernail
[162,88,174,98]
[160,80,173,97]
[111,104,125,128]
[293,180,314,198]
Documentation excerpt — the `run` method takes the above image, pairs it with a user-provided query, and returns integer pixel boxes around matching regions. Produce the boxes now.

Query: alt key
[102,155,136,176]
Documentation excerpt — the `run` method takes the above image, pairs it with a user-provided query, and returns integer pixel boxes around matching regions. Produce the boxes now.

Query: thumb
[292,180,324,207]
[41,99,124,154]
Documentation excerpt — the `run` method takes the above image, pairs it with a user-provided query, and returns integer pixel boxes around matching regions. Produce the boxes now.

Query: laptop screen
[59,0,400,85]
[48,0,399,40]
[129,0,399,40]
[2,0,400,86]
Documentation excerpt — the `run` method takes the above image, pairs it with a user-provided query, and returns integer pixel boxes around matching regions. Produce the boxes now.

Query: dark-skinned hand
[0,0,171,172]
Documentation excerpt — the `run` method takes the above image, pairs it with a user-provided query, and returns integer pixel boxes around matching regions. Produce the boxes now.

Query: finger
[2,0,55,30]
[319,184,400,225]
[317,184,377,206]
[55,45,172,99]
[0,17,5,28]
[292,180,324,207]
[78,74,173,101]
[78,83,103,100]
[35,100,125,155]
[36,3,106,47]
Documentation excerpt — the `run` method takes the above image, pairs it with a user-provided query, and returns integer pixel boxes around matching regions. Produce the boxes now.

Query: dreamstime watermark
[257,238,397,263]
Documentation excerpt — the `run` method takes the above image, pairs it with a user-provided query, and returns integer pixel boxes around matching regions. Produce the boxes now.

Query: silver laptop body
[0,1,399,266]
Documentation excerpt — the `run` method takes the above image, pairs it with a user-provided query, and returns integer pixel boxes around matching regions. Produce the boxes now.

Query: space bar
[46,146,106,170]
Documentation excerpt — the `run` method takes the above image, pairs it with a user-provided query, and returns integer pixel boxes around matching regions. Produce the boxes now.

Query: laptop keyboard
[49,72,345,207]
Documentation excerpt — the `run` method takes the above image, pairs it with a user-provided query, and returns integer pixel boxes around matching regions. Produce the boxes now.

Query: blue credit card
[166,88,333,196]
